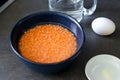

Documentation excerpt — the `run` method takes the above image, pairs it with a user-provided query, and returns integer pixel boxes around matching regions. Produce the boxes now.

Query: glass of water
[48,0,97,22]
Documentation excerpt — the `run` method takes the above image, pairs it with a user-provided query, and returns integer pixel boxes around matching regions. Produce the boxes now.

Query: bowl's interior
[10,11,84,64]
[85,54,120,80]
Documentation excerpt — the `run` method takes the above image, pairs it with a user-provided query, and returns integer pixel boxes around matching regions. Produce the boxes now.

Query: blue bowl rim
[10,11,85,66]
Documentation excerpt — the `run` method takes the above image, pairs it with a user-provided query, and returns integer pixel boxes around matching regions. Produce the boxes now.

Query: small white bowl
[85,54,120,80]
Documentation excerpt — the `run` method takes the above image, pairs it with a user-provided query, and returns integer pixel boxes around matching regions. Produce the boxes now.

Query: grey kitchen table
[0,0,120,80]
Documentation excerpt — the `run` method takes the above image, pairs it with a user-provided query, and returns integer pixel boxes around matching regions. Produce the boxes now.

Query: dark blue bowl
[10,11,85,73]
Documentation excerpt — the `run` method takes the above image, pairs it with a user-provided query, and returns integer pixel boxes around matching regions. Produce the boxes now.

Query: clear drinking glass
[48,0,97,22]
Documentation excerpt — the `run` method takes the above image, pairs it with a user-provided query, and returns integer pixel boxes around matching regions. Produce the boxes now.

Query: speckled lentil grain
[19,24,77,63]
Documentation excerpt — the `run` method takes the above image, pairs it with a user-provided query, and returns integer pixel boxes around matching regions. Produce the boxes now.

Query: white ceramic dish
[85,54,120,80]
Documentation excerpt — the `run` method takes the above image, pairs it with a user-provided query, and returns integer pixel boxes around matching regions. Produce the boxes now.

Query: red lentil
[19,24,77,63]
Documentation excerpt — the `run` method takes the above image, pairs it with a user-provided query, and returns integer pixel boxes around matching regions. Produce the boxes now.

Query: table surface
[0,0,120,80]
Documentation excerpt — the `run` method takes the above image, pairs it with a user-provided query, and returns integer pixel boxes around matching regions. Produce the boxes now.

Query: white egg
[92,17,116,36]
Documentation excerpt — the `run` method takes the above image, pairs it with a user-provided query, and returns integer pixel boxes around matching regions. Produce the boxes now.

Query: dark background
[0,0,120,80]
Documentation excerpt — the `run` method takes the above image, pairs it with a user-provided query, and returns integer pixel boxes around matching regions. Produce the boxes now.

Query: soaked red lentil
[19,24,77,63]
